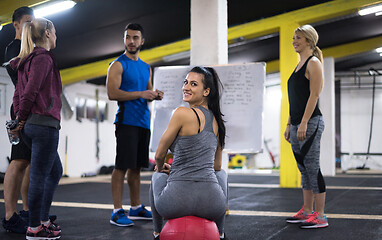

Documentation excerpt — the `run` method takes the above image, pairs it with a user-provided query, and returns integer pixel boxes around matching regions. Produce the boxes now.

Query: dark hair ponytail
[190,66,226,148]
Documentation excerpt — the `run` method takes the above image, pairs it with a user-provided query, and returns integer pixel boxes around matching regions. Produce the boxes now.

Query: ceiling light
[358,3,382,16]
[376,11,382,16]
[376,47,382,53]
[0,25,2,31]
[34,0,77,18]
[380,53,382,57]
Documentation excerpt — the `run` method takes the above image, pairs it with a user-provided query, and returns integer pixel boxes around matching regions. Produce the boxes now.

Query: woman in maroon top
[11,17,62,240]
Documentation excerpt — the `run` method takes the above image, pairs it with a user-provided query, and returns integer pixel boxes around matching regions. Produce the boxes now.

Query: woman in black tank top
[284,25,329,229]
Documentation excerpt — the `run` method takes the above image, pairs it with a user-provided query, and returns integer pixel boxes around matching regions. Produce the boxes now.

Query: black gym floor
[1,171,381,240]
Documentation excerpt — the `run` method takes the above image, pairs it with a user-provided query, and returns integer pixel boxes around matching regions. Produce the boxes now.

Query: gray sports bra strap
[191,108,201,133]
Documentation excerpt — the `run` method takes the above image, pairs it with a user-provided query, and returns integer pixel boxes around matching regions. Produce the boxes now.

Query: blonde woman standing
[284,25,328,229]
[11,17,62,239]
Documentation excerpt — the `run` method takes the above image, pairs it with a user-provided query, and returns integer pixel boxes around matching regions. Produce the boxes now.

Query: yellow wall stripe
[60,35,382,84]
[58,0,382,85]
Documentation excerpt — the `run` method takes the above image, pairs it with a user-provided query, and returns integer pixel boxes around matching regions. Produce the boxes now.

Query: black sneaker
[2,212,28,234]
[45,220,61,232]
[48,215,57,222]
[221,233,229,240]
[153,232,160,240]
[19,210,29,223]
[26,225,61,240]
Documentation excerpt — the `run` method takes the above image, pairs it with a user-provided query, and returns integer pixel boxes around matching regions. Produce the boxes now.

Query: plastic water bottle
[5,120,20,145]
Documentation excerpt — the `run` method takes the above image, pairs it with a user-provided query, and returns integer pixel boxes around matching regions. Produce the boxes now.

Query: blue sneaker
[128,204,152,220]
[110,209,134,227]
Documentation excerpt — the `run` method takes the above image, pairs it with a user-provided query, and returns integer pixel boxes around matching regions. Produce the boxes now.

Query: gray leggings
[290,115,326,194]
[149,170,228,234]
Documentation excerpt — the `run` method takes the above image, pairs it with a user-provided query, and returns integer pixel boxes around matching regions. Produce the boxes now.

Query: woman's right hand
[18,120,25,130]
[161,163,171,174]
[284,125,290,143]
[10,119,25,134]
[154,163,171,174]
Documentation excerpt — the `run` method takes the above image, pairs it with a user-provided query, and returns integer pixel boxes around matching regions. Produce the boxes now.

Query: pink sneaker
[26,224,61,240]
[300,212,329,228]
[286,206,310,223]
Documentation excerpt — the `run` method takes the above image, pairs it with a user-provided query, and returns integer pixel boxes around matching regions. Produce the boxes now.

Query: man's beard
[125,44,142,54]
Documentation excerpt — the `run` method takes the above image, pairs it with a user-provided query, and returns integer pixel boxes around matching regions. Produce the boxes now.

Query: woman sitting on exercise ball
[150,66,228,240]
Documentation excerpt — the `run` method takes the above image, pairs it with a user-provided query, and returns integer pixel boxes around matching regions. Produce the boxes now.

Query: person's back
[11,47,62,126]
[168,106,218,183]
[4,39,21,87]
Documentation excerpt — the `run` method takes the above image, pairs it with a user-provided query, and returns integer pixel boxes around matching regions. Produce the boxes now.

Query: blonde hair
[295,24,323,63]
[17,18,53,66]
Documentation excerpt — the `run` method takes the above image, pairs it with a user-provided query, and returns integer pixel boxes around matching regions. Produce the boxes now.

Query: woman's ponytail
[206,67,226,148]
[313,45,323,63]
[17,22,34,67]
[190,66,226,148]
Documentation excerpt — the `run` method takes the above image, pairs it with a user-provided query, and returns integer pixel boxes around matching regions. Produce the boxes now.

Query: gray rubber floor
[1,172,381,240]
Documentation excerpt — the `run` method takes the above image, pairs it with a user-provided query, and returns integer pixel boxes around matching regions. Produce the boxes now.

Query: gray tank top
[167,106,218,183]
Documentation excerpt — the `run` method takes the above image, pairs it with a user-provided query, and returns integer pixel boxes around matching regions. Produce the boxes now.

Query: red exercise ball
[160,216,220,240]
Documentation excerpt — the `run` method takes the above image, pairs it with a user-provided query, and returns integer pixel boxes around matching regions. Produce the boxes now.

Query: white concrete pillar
[190,0,228,65]
[320,57,336,176]
[190,0,229,172]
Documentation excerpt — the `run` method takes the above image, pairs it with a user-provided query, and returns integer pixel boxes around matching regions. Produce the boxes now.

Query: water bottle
[5,119,20,145]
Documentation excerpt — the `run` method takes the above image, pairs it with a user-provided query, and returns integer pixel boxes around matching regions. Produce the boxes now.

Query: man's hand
[154,89,164,100]
[141,90,159,101]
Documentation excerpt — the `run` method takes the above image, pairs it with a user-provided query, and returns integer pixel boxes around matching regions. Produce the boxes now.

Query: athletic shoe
[45,220,61,232]
[286,206,310,223]
[26,225,61,240]
[128,204,152,220]
[221,233,229,240]
[20,210,57,223]
[300,212,329,228]
[2,212,28,234]
[48,215,57,222]
[110,209,134,227]
[19,210,29,223]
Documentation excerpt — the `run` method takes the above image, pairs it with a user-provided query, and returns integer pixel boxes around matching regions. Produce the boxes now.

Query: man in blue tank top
[106,23,163,227]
